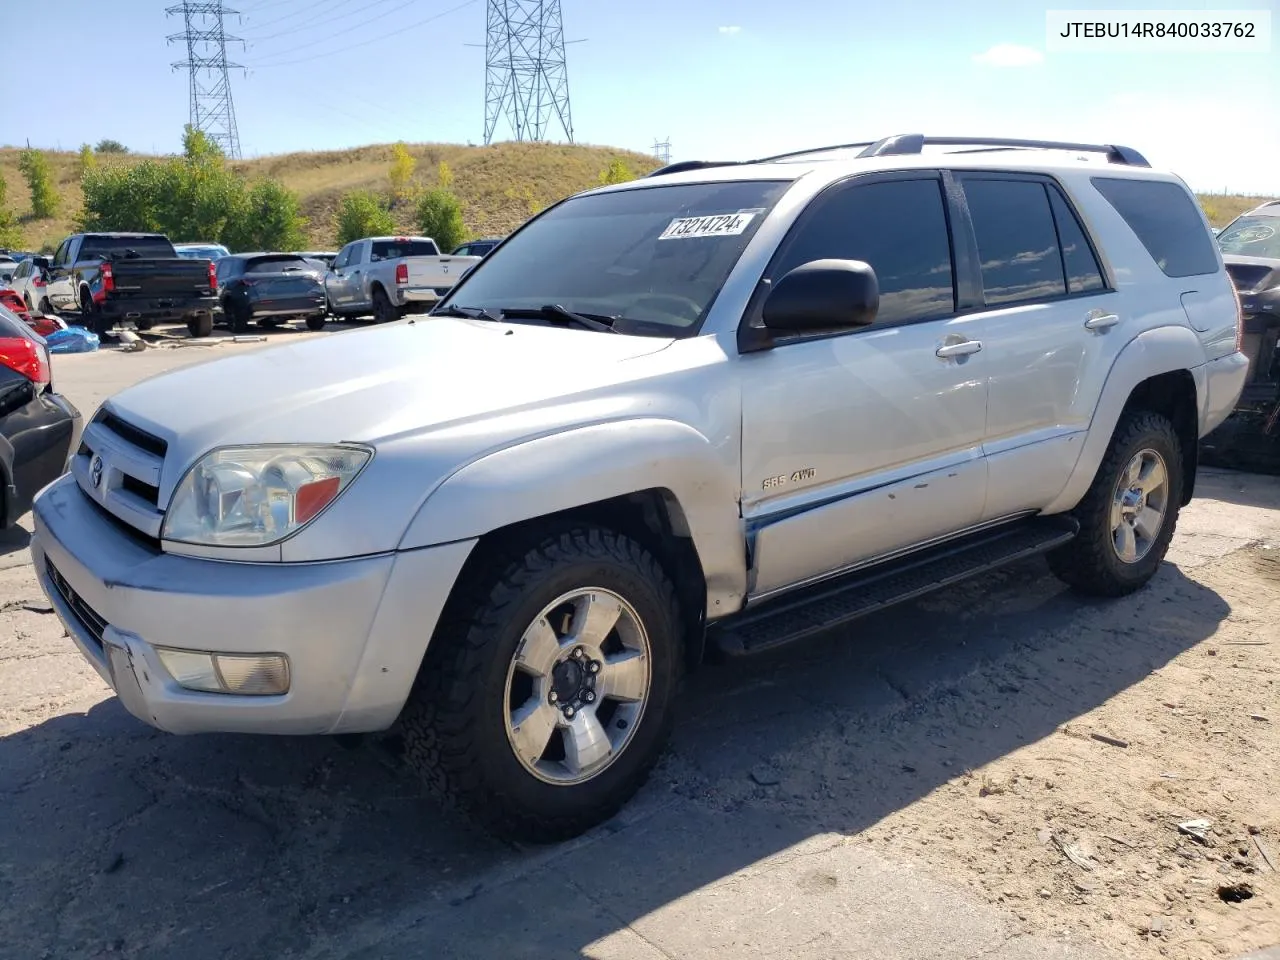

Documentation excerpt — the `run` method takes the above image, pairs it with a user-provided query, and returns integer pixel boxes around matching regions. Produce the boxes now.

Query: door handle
[1084,312,1120,331]
[936,339,982,359]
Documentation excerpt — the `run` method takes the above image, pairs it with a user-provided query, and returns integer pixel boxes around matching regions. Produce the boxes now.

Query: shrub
[597,158,636,186]
[95,139,129,154]
[78,144,97,176]
[437,160,455,189]
[0,176,21,248]
[18,149,59,219]
[334,191,395,246]
[389,142,417,205]
[416,188,466,252]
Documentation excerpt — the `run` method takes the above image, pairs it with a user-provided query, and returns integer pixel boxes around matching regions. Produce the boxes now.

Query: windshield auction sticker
[658,211,758,240]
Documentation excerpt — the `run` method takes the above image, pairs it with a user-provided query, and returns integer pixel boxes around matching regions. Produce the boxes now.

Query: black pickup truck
[44,233,219,337]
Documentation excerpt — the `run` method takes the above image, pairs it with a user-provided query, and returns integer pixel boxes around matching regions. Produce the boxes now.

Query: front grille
[121,474,160,506]
[45,558,107,648]
[98,410,168,458]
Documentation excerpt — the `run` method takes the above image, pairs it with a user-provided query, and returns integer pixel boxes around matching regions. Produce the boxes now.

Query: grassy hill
[0,140,1272,253]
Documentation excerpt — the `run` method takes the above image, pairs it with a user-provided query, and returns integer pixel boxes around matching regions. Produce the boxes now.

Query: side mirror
[761,259,879,333]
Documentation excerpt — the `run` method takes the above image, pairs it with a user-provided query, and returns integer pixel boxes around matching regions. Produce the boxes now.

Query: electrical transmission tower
[484,0,574,145]
[653,138,671,165]
[166,1,245,159]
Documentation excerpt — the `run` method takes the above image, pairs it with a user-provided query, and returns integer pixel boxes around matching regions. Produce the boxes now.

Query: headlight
[162,444,372,547]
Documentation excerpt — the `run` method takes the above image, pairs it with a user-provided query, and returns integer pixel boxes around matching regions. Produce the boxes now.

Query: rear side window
[1047,187,1106,294]
[1091,177,1218,278]
[774,178,955,325]
[963,179,1066,305]
[371,239,439,260]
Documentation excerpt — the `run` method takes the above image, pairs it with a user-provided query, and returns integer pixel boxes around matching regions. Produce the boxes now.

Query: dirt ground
[0,337,1277,959]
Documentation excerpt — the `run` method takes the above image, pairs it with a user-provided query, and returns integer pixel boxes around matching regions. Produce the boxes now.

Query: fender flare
[1042,325,1206,515]
[399,418,748,615]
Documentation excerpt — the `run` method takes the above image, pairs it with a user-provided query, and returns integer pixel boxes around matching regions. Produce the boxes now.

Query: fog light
[155,648,290,696]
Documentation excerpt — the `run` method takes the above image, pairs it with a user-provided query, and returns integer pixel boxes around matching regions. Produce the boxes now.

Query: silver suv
[31,134,1248,842]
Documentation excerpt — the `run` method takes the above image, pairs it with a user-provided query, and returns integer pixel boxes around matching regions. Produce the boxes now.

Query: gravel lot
[1,331,1276,960]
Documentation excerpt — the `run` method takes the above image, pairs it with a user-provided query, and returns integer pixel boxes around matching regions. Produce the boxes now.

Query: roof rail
[645,160,740,178]
[750,141,877,163]
[855,134,1150,167]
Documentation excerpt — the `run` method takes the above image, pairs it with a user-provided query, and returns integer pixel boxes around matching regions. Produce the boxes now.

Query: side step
[710,516,1079,658]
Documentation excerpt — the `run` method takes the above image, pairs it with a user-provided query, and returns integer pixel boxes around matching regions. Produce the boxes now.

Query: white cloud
[718,25,742,35]
[972,44,1045,67]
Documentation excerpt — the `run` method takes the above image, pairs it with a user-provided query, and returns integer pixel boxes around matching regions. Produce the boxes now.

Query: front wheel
[399,527,684,843]
[1048,410,1183,597]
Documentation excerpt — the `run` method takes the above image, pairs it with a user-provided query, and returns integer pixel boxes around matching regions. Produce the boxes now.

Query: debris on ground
[1178,818,1214,845]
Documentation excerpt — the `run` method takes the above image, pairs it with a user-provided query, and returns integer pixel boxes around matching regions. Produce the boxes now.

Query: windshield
[437,179,790,335]
[1217,216,1280,260]
[177,245,229,260]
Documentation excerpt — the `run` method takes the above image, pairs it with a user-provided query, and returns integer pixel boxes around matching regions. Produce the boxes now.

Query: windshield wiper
[501,304,620,334]
[433,304,502,322]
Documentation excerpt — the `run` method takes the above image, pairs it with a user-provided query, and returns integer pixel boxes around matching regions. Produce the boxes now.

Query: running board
[710,516,1079,658]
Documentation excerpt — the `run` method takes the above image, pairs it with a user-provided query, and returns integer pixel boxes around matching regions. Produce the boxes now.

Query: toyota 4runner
[30,134,1248,842]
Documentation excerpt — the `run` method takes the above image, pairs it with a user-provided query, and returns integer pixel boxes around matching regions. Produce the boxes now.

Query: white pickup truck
[324,236,480,323]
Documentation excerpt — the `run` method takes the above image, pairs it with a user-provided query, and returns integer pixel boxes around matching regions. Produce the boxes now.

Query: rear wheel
[305,314,327,331]
[372,286,399,324]
[80,289,107,337]
[1048,410,1183,597]
[187,311,214,338]
[399,527,684,842]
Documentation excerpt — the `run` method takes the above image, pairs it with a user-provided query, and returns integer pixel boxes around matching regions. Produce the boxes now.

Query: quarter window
[1047,187,1106,294]
[963,179,1066,306]
[1091,176,1218,278]
[773,178,955,325]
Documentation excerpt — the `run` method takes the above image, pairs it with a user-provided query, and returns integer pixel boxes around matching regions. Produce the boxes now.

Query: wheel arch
[1043,326,1206,514]
[399,419,748,652]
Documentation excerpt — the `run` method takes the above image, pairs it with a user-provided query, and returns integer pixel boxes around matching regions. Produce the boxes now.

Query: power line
[166,0,245,159]
[246,0,480,68]
[247,0,426,47]
[241,0,347,37]
[484,0,574,145]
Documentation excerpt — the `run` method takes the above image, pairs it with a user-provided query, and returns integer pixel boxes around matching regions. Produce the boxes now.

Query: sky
[3,0,1277,194]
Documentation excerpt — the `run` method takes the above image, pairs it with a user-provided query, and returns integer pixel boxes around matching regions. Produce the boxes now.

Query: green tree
[597,158,636,186]
[95,139,129,154]
[334,191,394,246]
[0,175,22,248]
[230,180,307,251]
[416,188,466,252]
[437,159,455,189]
[78,144,97,176]
[389,142,417,205]
[182,124,225,164]
[18,149,59,219]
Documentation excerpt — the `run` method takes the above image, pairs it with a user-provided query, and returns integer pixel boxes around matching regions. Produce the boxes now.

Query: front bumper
[30,474,475,736]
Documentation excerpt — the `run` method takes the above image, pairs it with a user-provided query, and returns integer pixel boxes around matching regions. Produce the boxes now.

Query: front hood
[105,317,673,468]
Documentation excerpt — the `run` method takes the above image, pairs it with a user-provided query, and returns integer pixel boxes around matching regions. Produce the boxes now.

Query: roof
[605,133,1171,194]
[1245,200,1280,217]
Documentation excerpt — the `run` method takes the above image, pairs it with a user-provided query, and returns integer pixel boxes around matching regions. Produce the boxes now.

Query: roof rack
[750,141,877,164]
[644,159,740,178]
[854,134,1149,167]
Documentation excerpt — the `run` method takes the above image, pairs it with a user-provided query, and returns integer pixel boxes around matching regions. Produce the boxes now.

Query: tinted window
[441,179,790,334]
[245,255,309,273]
[371,239,439,260]
[79,235,177,260]
[1091,177,1218,278]
[774,178,954,324]
[52,241,70,267]
[216,258,243,281]
[1048,187,1106,294]
[347,243,364,266]
[963,179,1066,306]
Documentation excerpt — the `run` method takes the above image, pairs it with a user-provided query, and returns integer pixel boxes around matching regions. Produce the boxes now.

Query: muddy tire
[399,527,684,843]
[1048,410,1183,597]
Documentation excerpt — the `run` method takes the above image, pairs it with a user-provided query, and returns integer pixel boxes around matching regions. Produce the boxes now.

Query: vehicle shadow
[0,524,31,557]
[1194,465,1280,511]
[0,556,1229,960]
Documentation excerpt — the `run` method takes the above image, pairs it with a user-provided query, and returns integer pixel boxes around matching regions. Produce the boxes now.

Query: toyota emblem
[90,455,104,489]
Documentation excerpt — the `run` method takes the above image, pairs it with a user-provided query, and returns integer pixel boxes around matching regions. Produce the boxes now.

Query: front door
[44,239,78,312]
[739,173,990,600]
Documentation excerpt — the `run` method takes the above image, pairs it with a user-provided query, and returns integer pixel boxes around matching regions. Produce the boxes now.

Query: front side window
[963,178,1067,305]
[1217,215,1280,260]
[52,241,70,267]
[772,178,955,325]
[439,179,791,335]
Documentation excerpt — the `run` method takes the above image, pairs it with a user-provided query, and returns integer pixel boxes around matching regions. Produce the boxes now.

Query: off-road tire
[305,314,327,331]
[1048,410,1183,597]
[399,527,684,843]
[187,311,214,338]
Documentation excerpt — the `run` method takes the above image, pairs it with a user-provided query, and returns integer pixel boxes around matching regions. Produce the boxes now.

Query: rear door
[739,173,991,599]
[948,173,1122,520]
